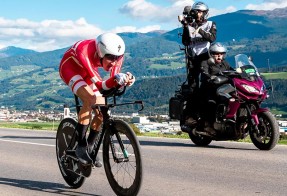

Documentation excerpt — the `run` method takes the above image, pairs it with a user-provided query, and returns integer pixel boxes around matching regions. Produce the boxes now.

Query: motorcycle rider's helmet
[208,42,227,65]
[191,1,209,20]
[209,42,227,57]
[96,33,125,59]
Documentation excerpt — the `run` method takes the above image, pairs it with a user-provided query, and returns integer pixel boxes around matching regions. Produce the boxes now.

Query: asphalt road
[0,128,287,196]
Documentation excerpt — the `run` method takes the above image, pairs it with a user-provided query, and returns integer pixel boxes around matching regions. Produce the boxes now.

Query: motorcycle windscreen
[234,54,260,80]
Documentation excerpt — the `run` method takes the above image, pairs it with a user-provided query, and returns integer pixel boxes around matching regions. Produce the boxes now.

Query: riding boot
[87,129,102,168]
[75,123,92,165]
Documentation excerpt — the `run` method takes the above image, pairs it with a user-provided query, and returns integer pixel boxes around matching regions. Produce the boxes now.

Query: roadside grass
[0,122,286,145]
[0,121,60,131]
[261,72,287,80]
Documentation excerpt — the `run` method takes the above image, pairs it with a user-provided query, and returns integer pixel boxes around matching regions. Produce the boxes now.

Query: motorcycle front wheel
[250,111,280,150]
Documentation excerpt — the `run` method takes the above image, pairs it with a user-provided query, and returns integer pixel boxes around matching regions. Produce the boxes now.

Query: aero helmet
[96,33,125,58]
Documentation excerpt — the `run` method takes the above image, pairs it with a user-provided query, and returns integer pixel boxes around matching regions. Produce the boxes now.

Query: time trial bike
[56,86,144,196]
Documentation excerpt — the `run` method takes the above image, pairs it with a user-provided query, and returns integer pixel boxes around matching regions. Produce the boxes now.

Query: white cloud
[120,0,193,23]
[209,6,237,17]
[245,0,287,10]
[0,17,162,52]
[119,0,238,27]
[112,25,161,33]
[0,17,103,51]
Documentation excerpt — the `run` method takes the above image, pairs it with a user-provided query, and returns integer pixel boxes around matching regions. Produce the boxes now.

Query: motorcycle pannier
[169,97,184,120]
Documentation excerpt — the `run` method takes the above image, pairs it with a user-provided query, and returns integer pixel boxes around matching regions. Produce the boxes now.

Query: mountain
[119,30,166,46]
[0,46,38,58]
[1,8,287,113]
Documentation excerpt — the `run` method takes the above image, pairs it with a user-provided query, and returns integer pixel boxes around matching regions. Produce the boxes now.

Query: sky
[0,0,286,52]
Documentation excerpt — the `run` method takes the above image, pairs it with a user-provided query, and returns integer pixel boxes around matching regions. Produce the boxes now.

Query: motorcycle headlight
[241,84,260,94]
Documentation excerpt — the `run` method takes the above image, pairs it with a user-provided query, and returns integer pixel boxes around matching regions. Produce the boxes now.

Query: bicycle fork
[110,125,130,163]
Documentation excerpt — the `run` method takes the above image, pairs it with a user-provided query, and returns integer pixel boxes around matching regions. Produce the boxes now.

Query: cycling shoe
[75,145,93,165]
[94,156,103,168]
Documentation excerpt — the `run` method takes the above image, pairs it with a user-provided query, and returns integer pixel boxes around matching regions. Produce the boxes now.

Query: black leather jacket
[200,59,233,83]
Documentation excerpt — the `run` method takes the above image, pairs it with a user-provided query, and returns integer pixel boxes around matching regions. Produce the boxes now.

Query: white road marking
[0,138,55,147]
[0,138,105,153]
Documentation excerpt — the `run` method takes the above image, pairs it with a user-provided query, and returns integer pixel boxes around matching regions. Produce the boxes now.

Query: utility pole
[267,58,271,72]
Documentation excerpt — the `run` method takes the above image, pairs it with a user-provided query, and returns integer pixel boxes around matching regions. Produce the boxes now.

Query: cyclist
[59,33,135,165]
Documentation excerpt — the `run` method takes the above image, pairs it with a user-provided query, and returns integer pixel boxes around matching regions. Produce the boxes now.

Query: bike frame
[72,88,144,163]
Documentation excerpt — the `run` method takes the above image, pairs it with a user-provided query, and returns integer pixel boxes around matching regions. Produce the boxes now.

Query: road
[0,128,287,196]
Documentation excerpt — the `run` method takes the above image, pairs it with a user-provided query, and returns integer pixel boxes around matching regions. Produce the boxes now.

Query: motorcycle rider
[179,1,217,129]
[199,42,233,132]
[59,33,135,165]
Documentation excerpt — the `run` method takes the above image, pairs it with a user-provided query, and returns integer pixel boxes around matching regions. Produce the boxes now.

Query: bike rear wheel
[103,119,143,196]
[56,118,85,188]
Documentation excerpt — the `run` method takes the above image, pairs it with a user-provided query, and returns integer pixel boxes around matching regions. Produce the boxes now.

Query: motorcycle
[169,54,280,150]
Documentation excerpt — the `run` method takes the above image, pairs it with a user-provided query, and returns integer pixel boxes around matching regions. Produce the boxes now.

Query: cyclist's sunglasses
[105,54,123,61]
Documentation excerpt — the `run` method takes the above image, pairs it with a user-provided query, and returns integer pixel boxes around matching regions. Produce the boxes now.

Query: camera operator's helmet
[96,33,125,58]
[192,1,209,20]
[209,42,227,58]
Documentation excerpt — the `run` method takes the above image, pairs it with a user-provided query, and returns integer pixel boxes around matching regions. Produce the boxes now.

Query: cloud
[119,0,238,26]
[119,0,193,23]
[0,17,103,51]
[209,6,237,17]
[112,25,162,33]
[0,17,163,52]
[245,0,287,10]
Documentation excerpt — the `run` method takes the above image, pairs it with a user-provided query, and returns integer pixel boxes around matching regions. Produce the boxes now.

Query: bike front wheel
[103,119,143,196]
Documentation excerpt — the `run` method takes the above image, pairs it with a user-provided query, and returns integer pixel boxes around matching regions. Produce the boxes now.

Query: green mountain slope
[1,8,287,114]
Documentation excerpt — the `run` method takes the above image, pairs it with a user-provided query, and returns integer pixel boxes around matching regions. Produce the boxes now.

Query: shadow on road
[0,177,99,196]
[139,140,194,147]
[139,139,257,151]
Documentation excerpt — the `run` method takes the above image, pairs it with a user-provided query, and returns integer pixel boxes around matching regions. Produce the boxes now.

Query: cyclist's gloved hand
[126,72,135,86]
[114,73,127,86]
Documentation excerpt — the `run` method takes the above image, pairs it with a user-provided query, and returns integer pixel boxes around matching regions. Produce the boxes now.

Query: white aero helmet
[192,1,209,20]
[96,33,125,58]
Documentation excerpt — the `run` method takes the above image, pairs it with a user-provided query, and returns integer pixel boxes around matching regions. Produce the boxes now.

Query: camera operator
[178,1,217,128]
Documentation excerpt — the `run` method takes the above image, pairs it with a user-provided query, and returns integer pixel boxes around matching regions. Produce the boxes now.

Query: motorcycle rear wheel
[250,111,279,150]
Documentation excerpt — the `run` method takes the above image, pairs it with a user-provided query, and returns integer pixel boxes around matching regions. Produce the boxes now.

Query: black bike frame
[72,92,144,162]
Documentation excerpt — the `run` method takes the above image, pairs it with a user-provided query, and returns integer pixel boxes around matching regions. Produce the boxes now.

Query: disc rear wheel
[56,118,85,188]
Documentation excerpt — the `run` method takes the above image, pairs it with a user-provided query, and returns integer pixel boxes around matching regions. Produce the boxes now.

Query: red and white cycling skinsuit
[59,39,123,96]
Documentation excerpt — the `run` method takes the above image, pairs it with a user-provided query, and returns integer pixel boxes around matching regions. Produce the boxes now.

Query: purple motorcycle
[173,54,280,150]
